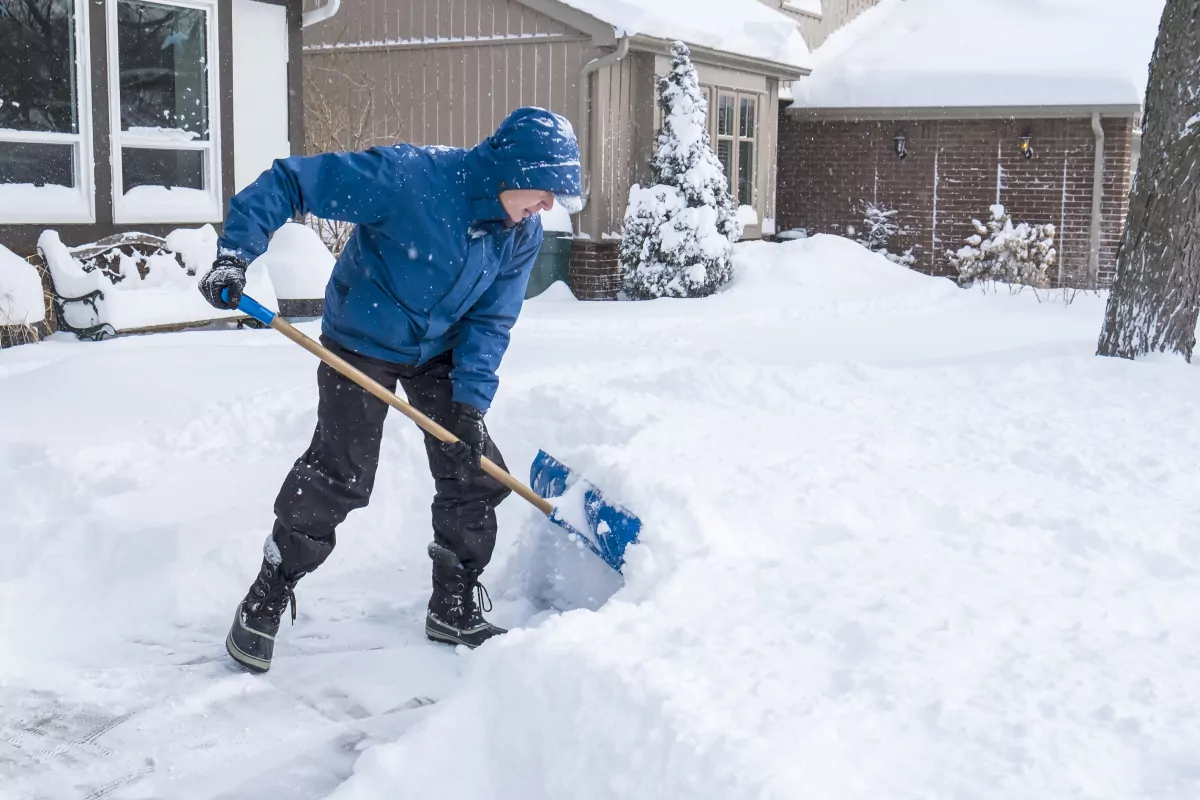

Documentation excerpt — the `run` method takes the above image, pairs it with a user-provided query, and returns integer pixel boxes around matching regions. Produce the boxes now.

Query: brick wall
[568,240,621,300]
[776,115,1134,287]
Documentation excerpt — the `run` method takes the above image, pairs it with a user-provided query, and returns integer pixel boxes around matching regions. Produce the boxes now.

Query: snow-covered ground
[4,235,1200,799]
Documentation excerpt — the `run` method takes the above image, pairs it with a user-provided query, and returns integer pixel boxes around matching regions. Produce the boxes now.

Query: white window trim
[0,0,96,224]
[710,87,760,210]
[106,0,223,225]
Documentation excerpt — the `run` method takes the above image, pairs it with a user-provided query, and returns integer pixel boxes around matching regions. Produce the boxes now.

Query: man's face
[499,189,555,224]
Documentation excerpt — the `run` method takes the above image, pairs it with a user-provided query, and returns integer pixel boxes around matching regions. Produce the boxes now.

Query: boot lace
[452,574,493,621]
[251,567,298,624]
[474,580,493,614]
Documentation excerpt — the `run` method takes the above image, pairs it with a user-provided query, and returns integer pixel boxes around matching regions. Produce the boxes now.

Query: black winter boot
[425,543,506,649]
[225,558,299,672]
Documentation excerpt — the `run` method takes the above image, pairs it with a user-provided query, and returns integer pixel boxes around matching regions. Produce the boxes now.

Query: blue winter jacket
[217,107,581,412]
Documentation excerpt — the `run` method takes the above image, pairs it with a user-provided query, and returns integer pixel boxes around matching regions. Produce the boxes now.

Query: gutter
[1089,112,1105,287]
[577,33,631,225]
[302,0,341,28]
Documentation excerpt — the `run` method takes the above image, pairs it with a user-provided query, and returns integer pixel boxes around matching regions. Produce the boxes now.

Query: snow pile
[0,245,46,325]
[252,222,336,300]
[39,227,278,331]
[621,42,740,299]
[318,237,1200,800]
[556,0,809,68]
[7,234,1200,798]
[791,0,1165,109]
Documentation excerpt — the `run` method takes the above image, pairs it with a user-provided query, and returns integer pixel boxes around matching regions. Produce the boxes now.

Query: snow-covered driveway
[4,236,1200,799]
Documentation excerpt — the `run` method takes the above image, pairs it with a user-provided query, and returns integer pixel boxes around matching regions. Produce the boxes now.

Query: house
[301,0,809,299]
[0,0,328,257]
[776,0,1164,288]
[757,1,824,49]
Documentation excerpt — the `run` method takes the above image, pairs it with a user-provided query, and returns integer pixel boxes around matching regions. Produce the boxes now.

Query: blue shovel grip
[221,287,277,326]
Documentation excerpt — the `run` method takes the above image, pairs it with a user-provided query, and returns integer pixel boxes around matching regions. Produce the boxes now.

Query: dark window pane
[718,95,735,137]
[738,141,755,207]
[0,141,74,186]
[122,148,203,191]
[0,0,78,133]
[740,97,756,140]
[118,0,209,139]
[717,139,733,192]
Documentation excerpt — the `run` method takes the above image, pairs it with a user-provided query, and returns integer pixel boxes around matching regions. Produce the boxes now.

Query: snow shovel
[224,289,642,573]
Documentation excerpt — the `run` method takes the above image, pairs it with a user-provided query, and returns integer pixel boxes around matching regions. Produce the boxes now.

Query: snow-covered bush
[856,202,917,267]
[949,204,1057,289]
[620,41,741,299]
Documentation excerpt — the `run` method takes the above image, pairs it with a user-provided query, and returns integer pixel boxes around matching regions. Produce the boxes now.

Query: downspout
[302,0,341,28]
[1088,112,1105,287]
[576,33,631,234]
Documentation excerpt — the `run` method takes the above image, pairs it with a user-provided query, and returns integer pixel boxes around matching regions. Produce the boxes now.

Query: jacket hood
[466,107,583,221]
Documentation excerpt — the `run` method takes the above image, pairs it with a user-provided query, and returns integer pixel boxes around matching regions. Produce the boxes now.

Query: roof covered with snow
[554,0,811,70]
[790,0,1165,111]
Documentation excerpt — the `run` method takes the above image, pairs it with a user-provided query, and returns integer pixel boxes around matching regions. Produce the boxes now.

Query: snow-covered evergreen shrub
[620,41,741,299]
[856,202,917,267]
[949,204,1057,289]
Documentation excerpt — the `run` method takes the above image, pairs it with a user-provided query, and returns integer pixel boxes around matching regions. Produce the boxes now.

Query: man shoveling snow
[198,107,582,671]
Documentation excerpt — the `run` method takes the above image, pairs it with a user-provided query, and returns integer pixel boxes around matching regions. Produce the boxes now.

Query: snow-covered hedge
[620,41,741,299]
[949,204,1057,290]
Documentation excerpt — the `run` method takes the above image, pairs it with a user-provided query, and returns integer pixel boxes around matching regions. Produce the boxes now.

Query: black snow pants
[270,335,512,579]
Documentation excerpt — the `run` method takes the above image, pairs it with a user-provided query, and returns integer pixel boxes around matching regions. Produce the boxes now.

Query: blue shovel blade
[529,450,642,574]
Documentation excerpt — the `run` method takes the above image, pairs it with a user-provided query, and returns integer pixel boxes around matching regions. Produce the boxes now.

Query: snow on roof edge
[789,0,1162,112]
[553,0,811,72]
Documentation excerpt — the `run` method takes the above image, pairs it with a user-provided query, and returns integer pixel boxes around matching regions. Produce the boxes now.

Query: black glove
[198,253,249,310]
[442,402,487,477]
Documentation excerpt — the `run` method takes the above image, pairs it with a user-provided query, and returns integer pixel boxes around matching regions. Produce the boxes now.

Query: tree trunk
[1096,0,1200,359]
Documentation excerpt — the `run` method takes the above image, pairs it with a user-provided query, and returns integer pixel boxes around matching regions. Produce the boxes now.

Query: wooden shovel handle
[269,316,555,517]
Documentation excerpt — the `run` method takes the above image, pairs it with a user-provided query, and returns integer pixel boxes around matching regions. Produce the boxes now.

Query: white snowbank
[39,226,278,331]
[319,237,1200,800]
[791,0,1165,110]
[0,244,46,325]
[252,222,336,300]
[7,233,1200,799]
[528,280,577,302]
[556,0,810,68]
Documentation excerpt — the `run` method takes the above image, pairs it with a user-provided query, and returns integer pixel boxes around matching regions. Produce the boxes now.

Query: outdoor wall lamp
[1019,132,1035,159]
[893,130,908,160]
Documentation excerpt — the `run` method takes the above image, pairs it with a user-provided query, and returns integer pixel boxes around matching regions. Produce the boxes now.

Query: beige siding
[581,55,642,237]
[302,0,788,239]
[303,0,592,151]
[805,0,885,48]
[756,0,823,49]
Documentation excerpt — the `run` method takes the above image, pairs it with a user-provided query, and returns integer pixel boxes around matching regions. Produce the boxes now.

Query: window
[107,0,221,223]
[0,0,94,223]
[715,92,735,198]
[737,96,757,208]
[711,90,758,210]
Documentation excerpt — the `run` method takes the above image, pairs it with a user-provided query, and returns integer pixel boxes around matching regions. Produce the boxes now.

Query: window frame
[703,85,760,213]
[0,0,96,224]
[106,0,223,224]
[736,94,758,209]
